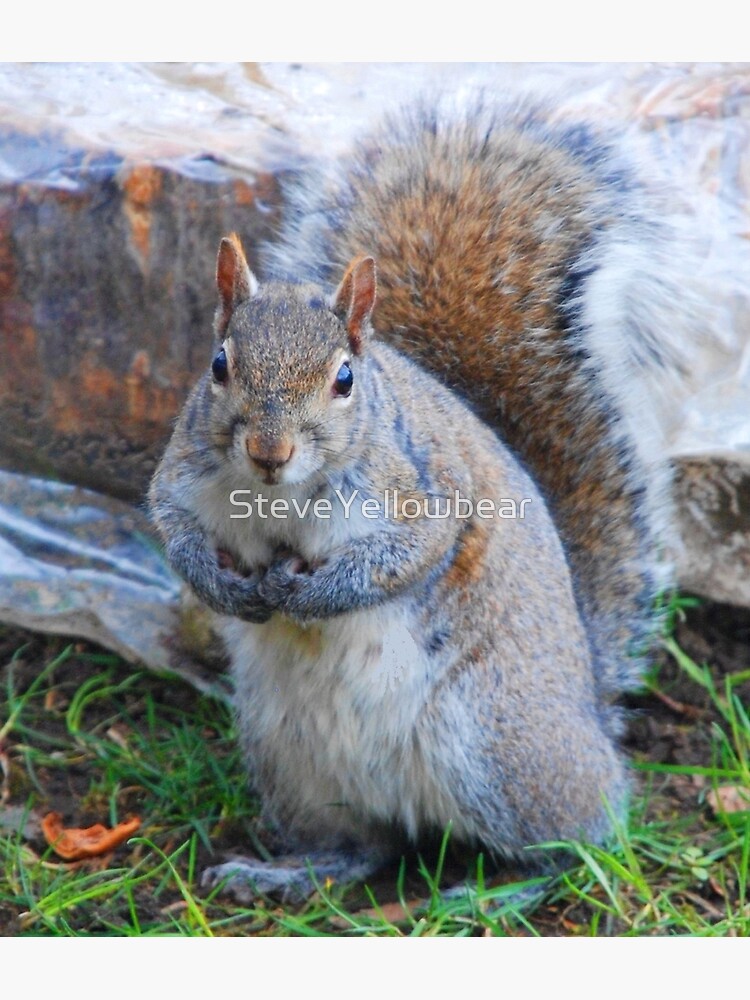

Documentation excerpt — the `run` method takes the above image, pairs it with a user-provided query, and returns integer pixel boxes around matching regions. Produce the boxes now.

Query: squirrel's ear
[331,255,377,355]
[216,233,259,335]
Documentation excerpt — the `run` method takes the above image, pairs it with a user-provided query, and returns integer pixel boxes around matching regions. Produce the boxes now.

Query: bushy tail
[266,96,707,694]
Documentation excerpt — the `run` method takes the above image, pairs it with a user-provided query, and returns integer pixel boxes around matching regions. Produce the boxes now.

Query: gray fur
[148,99,689,898]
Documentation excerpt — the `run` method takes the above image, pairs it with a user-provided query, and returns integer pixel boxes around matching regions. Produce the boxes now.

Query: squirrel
[148,97,690,901]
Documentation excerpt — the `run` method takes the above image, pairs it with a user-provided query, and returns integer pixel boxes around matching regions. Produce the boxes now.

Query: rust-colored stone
[233,178,256,206]
[121,164,163,264]
[121,164,162,207]
[0,134,283,501]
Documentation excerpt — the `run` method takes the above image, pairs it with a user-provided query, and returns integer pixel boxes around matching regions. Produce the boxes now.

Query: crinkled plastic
[0,470,230,699]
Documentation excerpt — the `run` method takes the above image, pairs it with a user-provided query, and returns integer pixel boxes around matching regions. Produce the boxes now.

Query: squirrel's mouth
[238,441,326,489]
[245,440,297,486]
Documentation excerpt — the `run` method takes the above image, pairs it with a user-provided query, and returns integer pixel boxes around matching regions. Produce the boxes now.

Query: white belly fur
[222,602,443,840]
[196,472,459,840]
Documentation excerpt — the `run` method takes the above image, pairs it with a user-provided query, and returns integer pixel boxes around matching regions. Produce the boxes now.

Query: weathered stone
[674,457,750,608]
[0,134,282,500]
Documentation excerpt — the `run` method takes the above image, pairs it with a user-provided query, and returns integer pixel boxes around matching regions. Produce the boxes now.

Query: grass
[0,595,748,937]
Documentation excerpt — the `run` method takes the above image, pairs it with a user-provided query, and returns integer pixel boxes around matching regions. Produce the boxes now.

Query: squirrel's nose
[245,434,295,476]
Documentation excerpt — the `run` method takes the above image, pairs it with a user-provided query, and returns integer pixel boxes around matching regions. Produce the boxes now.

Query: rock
[674,457,750,609]
[0,121,283,500]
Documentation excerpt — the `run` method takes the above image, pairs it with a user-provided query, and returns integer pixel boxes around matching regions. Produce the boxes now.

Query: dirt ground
[627,599,750,766]
[1,595,748,934]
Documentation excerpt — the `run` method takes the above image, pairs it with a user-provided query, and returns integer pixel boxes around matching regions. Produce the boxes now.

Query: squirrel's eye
[333,361,353,397]
[212,348,228,384]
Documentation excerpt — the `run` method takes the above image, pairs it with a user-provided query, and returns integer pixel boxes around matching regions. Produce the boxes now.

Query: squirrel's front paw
[211,568,275,623]
[257,556,315,622]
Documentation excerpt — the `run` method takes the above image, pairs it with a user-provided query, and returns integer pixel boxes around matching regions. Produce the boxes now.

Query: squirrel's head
[207,233,377,488]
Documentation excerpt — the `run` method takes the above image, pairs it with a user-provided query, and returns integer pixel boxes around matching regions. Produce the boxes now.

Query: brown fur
[442,520,489,590]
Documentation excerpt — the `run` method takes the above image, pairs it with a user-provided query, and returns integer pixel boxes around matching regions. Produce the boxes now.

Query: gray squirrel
[148,98,694,900]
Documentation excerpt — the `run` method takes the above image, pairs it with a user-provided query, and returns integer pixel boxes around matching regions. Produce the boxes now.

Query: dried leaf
[41,812,141,860]
[706,785,750,816]
[562,917,582,933]
[44,688,68,713]
[649,687,703,720]
[709,876,727,898]
[105,724,131,750]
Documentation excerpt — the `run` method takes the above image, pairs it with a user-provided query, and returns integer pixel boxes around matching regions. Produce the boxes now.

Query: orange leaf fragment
[41,812,141,860]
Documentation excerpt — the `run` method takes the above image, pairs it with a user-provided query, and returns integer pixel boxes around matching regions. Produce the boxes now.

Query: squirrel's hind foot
[200,847,386,904]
